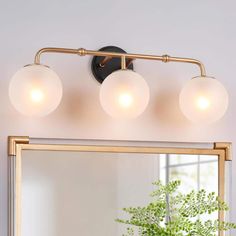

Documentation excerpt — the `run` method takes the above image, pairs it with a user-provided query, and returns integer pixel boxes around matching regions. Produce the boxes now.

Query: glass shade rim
[192,76,216,80]
[23,63,50,69]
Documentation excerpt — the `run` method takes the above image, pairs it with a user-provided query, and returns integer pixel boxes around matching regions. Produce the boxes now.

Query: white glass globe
[9,64,63,117]
[100,70,150,119]
[179,76,228,124]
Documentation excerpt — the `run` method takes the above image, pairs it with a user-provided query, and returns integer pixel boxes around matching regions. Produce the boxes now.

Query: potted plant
[117,180,236,236]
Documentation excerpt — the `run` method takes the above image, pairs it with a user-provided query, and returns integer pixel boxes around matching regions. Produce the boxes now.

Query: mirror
[8,138,230,236]
[21,151,218,236]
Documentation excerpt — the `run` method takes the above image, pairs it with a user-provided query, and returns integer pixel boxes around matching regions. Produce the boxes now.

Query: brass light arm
[121,55,127,70]
[34,47,84,64]
[99,56,113,67]
[162,55,206,77]
[34,47,206,76]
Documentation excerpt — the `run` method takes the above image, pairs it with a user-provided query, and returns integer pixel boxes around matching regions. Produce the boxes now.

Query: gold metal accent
[99,56,113,67]
[213,142,232,236]
[8,136,29,156]
[15,145,22,236]
[8,136,29,236]
[218,150,225,235]
[14,143,225,155]
[121,55,126,70]
[34,47,86,65]
[99,56,134,69]
[9,137,231,236]
[162,54,170,63]
[214,142,232,161]
[78,48,86,56]
[34,47,206,76]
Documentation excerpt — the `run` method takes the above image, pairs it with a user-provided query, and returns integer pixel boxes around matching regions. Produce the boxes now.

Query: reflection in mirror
[160,154,218,193]
[21,150,218,236]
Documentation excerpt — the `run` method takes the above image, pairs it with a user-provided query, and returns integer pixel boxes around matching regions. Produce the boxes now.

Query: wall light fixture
[9,46,228,123]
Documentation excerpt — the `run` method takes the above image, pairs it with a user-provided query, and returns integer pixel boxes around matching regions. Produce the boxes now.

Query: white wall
[1,0,236,235]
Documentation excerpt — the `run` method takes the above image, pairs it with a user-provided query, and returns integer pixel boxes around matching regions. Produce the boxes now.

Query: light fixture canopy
[91,46,134,83]
[9,64,62,117]
[8,45,229,123]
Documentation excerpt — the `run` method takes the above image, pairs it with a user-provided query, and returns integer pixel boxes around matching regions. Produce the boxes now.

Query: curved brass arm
[34,47,206,76]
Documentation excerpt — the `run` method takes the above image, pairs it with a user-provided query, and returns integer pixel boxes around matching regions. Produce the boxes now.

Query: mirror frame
[8,136,232,236]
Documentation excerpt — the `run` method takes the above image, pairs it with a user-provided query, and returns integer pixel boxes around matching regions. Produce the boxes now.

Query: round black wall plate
[91,46,134,84]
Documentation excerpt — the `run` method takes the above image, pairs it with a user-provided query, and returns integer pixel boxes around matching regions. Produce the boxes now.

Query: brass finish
[9,137,231,236]
[8,136,29,156]
[213,142,232,236]
[162,54,170,63]
[214,142,232,161]
[34,47,206,76]
[14,143,225,155]
[121,55,126,70]
[218,150,225,235]
[34,47,87,64]
[99,56,113,67]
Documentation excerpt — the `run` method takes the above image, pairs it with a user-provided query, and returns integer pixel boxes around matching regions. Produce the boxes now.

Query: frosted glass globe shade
[9,64,63,117]
[100,70,150,119]
[179,76,228,124]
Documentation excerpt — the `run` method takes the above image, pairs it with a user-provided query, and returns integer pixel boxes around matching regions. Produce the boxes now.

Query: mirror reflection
[21,150,218,236]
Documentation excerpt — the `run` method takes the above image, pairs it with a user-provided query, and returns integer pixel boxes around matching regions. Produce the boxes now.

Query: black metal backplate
[91,46,134,84]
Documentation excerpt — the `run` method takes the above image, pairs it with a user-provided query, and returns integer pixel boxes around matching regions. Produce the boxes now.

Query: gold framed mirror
[8,136,232,236]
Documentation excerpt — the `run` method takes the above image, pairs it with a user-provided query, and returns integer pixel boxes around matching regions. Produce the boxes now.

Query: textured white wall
[1,0,236,235]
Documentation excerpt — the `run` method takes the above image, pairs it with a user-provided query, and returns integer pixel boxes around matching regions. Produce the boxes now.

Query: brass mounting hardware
[99,57,134,69]
[91,46,134,83]
[162,54,170,63]
[121,56,126,70]
[7,136,231,236]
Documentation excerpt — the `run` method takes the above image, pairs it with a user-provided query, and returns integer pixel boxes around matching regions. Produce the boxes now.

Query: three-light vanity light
[9,46,229,124]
